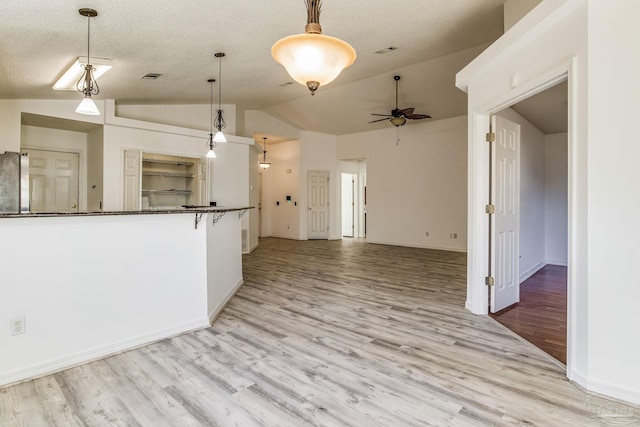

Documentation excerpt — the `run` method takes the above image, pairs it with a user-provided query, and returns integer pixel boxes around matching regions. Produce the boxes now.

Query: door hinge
[485,204,495,214]
[486,132,496,142]
[485,276,495,287]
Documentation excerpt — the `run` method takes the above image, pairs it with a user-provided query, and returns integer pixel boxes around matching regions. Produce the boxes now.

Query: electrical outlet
[425,231,429,237]
[10,316,25,335]
[450,233,458,239]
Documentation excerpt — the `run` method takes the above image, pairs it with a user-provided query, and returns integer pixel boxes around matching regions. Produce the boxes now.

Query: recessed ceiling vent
[278,81,294,87]
[140,73,163,80]
[374,47,398,54]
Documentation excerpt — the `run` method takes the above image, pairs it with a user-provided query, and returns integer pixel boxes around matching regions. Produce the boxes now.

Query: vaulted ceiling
[0,0,508,135]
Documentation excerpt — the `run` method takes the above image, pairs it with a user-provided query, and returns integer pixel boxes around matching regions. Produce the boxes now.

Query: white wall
[0,213,210,386]
[496,109,546,281]
[457,0,640,405]
[116,104,236,135]
[0,100,104,153]
[299,132,341,240]
[587,1,640,403]
[260,140,301,239]
[338,117,468,251]
[545,133,568,265]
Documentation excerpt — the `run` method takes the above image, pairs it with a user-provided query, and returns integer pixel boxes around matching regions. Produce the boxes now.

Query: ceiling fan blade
[370,113,394,117]
[406,114,431,120]
[398,107,414,116]
[369,118,391,123]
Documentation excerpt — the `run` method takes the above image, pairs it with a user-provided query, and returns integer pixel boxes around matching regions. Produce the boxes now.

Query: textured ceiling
[0,0,507,135]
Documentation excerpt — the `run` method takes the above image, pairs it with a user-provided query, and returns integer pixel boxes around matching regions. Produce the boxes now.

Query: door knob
[72,203,77,209]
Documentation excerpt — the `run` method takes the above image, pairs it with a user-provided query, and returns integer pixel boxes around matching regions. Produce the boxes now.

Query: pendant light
[213,52,227,143]
[205,79,217,159]
[258,137,271,169]
[76,8,101,115]
[271,0,356,96]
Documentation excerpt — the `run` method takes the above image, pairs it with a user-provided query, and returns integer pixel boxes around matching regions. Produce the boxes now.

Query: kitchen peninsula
[0,206,251,387]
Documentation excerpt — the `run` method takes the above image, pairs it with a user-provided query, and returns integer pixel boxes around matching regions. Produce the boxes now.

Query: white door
[123,150,141,210]
[24,149,79,213]
[308,171,329,239]
[341,173,354,237]
[491,115,521,313]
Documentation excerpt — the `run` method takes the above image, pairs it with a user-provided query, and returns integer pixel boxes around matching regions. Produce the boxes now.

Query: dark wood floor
[491,265,567,364]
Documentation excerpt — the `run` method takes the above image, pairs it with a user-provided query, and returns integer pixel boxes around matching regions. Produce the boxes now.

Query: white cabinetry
[123,151,208,210]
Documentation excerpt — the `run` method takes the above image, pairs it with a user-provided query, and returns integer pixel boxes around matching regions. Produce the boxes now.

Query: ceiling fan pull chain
[396,126,400,146]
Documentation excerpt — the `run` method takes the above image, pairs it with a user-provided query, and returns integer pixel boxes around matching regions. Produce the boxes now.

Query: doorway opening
[487,80,569,364]
[341,173,356,237]
[339,160,366,239]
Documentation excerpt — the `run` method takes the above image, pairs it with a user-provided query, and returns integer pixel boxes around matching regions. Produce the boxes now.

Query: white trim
[365,239,467,253]
[581,378,640,408]
[519,261,545,283]
[465,58,578,377]
[208,279,244,323]
[545,259,568,267]
[0,318,209,388]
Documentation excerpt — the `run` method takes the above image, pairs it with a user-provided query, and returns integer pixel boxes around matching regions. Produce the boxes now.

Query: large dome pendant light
[258,137,271,169]
[205,79,217,159]
[76,8,101,115]
[271,0,356,96]
[213,52,227,143]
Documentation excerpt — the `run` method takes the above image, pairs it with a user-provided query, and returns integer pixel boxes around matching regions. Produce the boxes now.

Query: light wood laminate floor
[1,238,637,426]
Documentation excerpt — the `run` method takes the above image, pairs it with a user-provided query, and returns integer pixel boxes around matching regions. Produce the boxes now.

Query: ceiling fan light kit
[271,0,356,96]
[369,75,431,127]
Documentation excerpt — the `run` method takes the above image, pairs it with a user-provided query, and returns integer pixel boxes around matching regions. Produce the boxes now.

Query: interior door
[491,116,521,313]
[24,149,79,213]
[123,150,141,210]
[308,171,329,239]
[341,173,354,237]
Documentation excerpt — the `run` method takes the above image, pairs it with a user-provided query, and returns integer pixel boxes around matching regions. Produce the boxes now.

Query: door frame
[466,58,577,373]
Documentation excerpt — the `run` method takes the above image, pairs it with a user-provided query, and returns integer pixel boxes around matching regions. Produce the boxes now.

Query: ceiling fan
[369,75,431,127]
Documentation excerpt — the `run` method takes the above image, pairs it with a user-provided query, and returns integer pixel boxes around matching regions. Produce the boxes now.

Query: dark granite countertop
[0,206,253,219]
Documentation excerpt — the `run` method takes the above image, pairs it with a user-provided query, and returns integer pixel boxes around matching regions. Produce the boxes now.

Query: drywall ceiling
[0,0,507,135]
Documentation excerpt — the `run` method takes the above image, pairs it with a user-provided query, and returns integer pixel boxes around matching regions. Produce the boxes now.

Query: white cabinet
[123,151,208,210]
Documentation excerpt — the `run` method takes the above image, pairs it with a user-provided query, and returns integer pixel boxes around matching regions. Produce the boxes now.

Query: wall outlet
[450,233,458,239]
[425,231,429,237]
[10,316,25,335]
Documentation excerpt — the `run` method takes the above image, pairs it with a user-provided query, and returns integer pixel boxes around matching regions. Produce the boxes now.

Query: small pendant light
[76,8,101,115]
[213,52,227,143]
[258,137,271,169]
[206,78,217,159]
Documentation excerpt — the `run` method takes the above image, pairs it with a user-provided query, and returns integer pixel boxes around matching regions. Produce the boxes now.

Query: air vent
[278,81,294,87]
[140,73,163,80]
[374,47,398,54]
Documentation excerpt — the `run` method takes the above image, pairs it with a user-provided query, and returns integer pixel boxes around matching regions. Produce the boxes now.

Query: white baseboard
[208,278,244,324]
[0,317,210,389]
[519,261,546,283]
[571,373,640,407]
[365,238,467,253]
[545,258,568,266]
